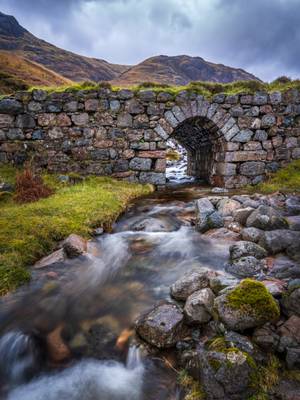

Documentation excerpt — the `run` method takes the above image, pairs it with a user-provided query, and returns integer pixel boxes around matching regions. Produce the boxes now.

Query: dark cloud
[0,0,299,81]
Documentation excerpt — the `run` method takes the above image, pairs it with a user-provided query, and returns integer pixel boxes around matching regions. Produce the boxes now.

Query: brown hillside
[0,51,72,94]
[0,11,129,82]
[112,55,259,86]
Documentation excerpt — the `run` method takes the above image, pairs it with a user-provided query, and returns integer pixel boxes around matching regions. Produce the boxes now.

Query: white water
[166,139,195,184]
[8,346,144,400]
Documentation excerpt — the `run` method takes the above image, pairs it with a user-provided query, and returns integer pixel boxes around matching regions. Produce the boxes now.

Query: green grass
[178,370,205,400]
[24,76,300,100]
[0,166,152,295]
[253,160,300,193]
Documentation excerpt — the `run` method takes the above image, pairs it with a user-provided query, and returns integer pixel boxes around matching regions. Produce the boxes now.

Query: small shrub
[138,81,171,89]
[272,76,292,85]
[14,168,54,203]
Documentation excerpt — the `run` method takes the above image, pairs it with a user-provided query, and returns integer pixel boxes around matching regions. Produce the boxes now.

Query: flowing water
[0,184,233,400]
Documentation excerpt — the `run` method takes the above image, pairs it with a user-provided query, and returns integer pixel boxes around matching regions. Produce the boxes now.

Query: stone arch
[154,100,239,185]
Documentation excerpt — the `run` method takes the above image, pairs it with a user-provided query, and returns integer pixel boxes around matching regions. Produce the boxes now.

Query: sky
[0,0,299,82]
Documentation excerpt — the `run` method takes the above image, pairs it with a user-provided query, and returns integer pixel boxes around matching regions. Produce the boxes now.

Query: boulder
[135,302,184,348]
[286,196,300,216]
[224,331,255,355]
[246,205,288,230]
[185,348,256,399]
[184,288,215,324]
[195,198,224,233]
[259,230,300,255]
[170,269,213,300]
[253,323,280,351]
[226,256,265,278]
[215,279,280,331]
[217,198,241,217]
[278,315,300,369]
[271,256,300,280]
[204,227,240,241]
[209,275,240,295]
[281,288,300,317]
[34,248,65,269]
[232,207,254,225]
[229,241,267,260]
[46,324,71,363]
[241,227,264,243]
[63,234,87,258]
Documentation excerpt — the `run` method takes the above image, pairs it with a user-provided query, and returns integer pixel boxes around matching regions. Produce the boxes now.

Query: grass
[178,370,205,400]
[21,76,300,100]
[253,160,300,193]
[166,149,181,161]
[0,165,152,295]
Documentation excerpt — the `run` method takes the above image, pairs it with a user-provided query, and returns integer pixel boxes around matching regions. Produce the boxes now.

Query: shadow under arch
[169,116,224,184]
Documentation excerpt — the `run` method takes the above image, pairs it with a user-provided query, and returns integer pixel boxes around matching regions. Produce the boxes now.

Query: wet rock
[195,198,224,233]
[232,207,254,225]
[281,288,300,317]
[261,279,286,297]
[259,230,300,255]
[246,205,288,230]
[46,324,71,363]
[230,240,267,260]
[209,275,240,295]
[170,269,213,300]
[241,227,263,243]
[34,248,65,268]
[0,182,14,192]
[204,227,240,241]
[135,302,184,348]
[217,198,241,217]
[271,256,300,280]
[184,288,215,324]
[130,216,179,232]
[253,323,280,351]
[186,348,256,400]
[224,331,255,355]
[226,256,265,278]
[215,279,280,331]
[63,234,87,258]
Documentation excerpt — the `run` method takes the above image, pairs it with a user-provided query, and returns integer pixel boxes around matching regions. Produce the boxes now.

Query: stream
[0,182,234,400]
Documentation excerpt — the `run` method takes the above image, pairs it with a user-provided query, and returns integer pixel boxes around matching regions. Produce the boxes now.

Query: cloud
[0,0,299,81]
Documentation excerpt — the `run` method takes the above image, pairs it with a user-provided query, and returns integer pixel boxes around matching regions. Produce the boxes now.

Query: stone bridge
[0,87,299,188]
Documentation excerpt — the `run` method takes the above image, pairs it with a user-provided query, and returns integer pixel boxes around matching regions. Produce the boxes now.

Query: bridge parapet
[0,87,299,188]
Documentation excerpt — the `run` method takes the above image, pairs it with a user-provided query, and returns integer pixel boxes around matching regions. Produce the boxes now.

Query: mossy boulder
[215,279,280,331]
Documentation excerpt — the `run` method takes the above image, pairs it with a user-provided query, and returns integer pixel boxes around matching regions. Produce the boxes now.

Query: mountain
[112,55,259,86]
[0,51,72,94]
[0,11,129,82]
[0,11,260,90]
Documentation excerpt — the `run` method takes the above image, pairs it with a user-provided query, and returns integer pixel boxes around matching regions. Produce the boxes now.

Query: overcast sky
[0,0,299,81]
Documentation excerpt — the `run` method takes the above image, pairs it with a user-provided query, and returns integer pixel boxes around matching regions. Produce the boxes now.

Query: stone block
[129,157,152,171]
[85,99,99,111]
[117,112,133,128]
[216,162,236,176]
[71,113,89,126]
[16,114,36,129]
[240,161,265,176]
[139,172,166,185]
[137,150,165,158]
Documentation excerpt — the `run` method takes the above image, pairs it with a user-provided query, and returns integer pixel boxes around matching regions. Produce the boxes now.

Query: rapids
[0,183,233,399]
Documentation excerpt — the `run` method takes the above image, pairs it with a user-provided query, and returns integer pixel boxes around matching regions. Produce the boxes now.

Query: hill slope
[0,11,129,82]
[0,51,72,94]
[112,55,259,86]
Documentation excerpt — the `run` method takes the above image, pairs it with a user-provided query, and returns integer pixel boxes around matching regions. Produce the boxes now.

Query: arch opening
[166,116,221,185]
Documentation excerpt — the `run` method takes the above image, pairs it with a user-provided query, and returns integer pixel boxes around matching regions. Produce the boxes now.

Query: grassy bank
[0,166,152,295]
[253,160,300,193]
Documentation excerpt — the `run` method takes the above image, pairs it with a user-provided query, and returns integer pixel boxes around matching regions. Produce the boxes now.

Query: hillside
[112,55,259,86]
[0,11,129,82]
[0,51,72,94]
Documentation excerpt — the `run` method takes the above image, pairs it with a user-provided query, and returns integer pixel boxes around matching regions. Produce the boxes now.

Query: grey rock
[240,161,265,176]
[139,172,166,185]
[209,275,240,295]
[184,288,215,324]
[230,240,267,260]
[233,207,254,225]
[63,234,87,258]
[0,98,23,114]
[259,229,300,254]
[170,268,214,300]
[135,302,184,348]
[217,198,241,217]
[16,114,36,128]
[253,323,280,351]
[129,157,152,171]
[254,129,268,141]
[224,331,255,355]
[32,89,47,101]
[281,288,300,317]
[246,205,288,230]
[34,249,65,269]
[226,256,265,278]
[196,198,224,233]
[232,129,253,142]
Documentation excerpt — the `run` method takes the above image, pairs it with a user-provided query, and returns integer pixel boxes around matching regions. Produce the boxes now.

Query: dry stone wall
[0,87,300,188]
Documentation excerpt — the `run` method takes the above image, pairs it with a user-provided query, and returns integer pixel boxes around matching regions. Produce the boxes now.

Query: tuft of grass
[14,168,54,203]
[20,76,300,100]
[0,166,152,295]
[178,370,205,400]
[248,355,280,400]
[227,279,280,322]
[253,160,300,194]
